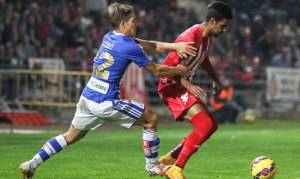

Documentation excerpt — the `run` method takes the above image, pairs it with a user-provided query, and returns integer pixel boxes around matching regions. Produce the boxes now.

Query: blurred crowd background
[0,0,299,123]
[1,0,299,73]
[0,0,300,108]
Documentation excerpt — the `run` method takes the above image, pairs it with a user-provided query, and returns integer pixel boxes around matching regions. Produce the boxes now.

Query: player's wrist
[172,43,178,51]
[176,67,186,77]
[174,66,180,76]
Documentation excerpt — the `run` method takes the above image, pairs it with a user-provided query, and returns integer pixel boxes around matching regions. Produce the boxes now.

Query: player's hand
[212,81,223,95]
[186,84,206,98]
[175,64,188,77]
[174,42,197,58]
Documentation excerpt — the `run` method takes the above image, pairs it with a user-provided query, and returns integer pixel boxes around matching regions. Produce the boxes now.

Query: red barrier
[0,112,49,126]
[120,63,148,105]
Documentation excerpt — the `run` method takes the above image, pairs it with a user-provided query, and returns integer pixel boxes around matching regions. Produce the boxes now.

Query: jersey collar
[113,30,125,36]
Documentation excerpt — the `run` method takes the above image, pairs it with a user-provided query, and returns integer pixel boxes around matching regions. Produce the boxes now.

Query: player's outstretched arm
[139,40,197,58]
[144,61,187,77]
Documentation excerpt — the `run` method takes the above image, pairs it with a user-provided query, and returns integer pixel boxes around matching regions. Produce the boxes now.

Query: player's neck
[201,22,211,39]
[114,29,126,36]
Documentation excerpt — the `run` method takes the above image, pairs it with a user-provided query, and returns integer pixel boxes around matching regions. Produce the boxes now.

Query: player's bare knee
[144,113,158,129]
[150,112,158,125]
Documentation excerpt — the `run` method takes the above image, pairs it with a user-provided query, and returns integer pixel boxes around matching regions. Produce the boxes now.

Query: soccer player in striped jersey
[19,3,197,178]
[157,2,233,179]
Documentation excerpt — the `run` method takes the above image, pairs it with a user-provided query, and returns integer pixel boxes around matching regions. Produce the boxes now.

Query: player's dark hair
[107,3,134,29]
[205,1,233,22]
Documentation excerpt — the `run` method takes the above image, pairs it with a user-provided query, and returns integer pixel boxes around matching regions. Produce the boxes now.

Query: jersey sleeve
[133,37,140,44]
[163,51,181,66]
[126,43,151,67]
[200,55,213,70]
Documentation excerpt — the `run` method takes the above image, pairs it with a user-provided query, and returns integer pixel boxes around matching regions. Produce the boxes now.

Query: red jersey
[158,24,212,91]
[158,24,213,121]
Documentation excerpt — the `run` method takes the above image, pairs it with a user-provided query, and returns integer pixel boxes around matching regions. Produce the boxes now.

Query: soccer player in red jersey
[157,1,233,178]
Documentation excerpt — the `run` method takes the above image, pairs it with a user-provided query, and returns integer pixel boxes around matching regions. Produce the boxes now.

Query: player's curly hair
[107,3,134,29]
[206,1,233,22]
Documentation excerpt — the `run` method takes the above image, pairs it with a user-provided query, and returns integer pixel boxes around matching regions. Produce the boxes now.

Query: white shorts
[71,96,145,130]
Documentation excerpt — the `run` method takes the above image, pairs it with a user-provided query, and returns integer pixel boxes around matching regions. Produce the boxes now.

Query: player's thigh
[71,96,104,130]
[106,99,146,128]
[181,102,209,121]
[134,106,158,128]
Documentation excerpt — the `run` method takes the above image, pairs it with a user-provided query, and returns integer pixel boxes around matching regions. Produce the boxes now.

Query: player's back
[93,31,133,84]
[82,31,150,103]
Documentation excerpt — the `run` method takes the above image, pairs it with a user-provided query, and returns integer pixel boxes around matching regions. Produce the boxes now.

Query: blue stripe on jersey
[49,139,62,152]
[38,150,50,161]
[146,152,158,159]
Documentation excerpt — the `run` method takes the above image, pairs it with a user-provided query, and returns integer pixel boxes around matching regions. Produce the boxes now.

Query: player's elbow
[151,70,161,77]
[152,66,169,77]
[145,62,170,77]
[147,64,163,77]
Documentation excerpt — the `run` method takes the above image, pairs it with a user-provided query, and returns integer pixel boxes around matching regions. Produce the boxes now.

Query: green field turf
[0,120,300,179]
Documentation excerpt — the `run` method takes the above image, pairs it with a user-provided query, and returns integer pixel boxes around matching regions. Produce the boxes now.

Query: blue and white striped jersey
[81,31,150,103]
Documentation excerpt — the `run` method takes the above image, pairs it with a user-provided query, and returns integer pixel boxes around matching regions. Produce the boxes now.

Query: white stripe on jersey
[184,43,208,81]
[190,50,206,74]
[188,44,202,69]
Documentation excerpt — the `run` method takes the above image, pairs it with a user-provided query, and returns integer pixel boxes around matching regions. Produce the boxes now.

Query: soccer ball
[250,156,277,179]
[244,109,256,123]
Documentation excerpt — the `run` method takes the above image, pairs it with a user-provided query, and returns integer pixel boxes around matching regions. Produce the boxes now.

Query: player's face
[124,12,137,37]
[210,18,230,37]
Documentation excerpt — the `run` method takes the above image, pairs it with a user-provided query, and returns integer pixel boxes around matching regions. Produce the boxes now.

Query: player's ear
[208,18,216,26]
[120,21,126,29]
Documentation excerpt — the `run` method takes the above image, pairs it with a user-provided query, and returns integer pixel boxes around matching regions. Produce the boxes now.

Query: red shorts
[158,84,208,121]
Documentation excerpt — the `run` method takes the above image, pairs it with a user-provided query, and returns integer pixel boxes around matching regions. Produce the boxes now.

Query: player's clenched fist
[175,64,188,77]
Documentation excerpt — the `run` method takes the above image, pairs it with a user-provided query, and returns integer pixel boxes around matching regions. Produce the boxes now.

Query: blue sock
[30,134,68,169]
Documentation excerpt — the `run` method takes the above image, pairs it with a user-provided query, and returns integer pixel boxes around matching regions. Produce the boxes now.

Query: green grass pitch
[0,120,300,179]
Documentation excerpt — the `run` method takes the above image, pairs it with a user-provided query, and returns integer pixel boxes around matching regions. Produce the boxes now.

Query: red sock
[169,113,217,159]
[175,111,218,168]
[169,139,186,159]
[206,112,218,139]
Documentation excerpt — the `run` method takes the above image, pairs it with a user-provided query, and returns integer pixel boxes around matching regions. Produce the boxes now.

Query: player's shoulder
[104,31,135,45]
[176,24,201,42]
[102,31,140,53]
[184,24,201,34]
